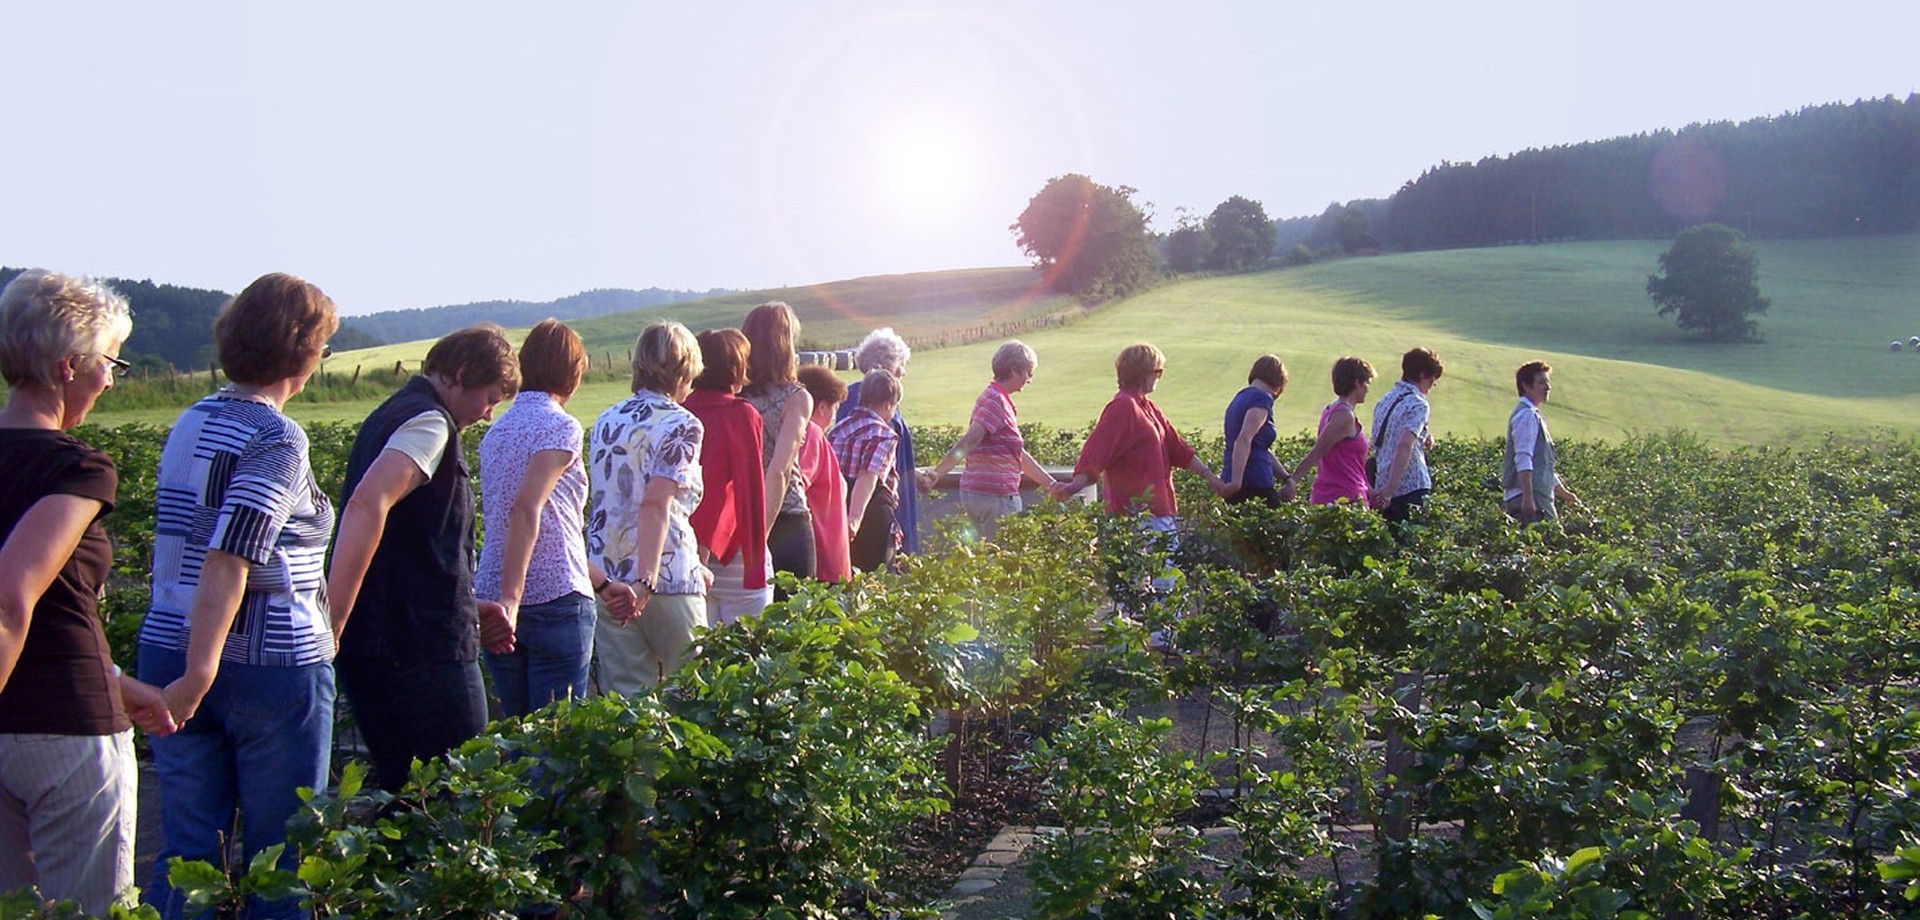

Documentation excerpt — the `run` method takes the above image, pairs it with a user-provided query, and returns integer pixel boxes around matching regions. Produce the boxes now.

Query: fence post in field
[1381,670,1423,844]
[351,365,361,385]
[1681,765,1722,840]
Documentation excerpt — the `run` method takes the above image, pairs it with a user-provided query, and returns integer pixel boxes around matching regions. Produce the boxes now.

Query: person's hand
[1213,478,1237,498]
[1279,478,1298,502]
[122,676,179,737]
[478,600,517,655]
[915,469,938,494]
[161,672,213,726]
[1370,492,1389,511]
[599,580,639,624]
[1048,481,1074,502]
[1520,495,1538,520]
[1564,490,1583,508]
[699,564,715,593]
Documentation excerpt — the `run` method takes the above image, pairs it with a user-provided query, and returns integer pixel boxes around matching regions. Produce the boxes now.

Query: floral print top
[587,389,706,595]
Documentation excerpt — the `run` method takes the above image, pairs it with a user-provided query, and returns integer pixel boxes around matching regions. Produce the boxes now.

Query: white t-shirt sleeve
[382,411,452,478]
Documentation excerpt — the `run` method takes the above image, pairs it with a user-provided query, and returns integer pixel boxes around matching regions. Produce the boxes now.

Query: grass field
[86,236,1920,444]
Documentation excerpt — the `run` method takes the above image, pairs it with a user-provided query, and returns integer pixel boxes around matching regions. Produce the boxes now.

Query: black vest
[335,376,478,661]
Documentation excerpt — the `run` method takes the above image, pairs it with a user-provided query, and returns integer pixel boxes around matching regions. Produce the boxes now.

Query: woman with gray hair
[0,270,174,914]
[837,327,921,553]
[918,340,1054,541]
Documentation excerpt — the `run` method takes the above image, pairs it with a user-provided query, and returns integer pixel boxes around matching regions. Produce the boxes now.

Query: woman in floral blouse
[587,321,708,694]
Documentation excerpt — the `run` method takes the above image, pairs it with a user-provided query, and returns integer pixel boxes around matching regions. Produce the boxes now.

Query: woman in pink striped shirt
[918,341,1056,542]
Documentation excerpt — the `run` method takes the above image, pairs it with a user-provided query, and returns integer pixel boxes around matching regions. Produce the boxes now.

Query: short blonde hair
[632,321,701,395]
[0,270,133,387]
[991,340,1037,380]
[1114,342,1165,392]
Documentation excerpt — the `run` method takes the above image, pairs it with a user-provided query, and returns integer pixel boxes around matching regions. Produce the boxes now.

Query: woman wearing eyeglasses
[0,270,173,916]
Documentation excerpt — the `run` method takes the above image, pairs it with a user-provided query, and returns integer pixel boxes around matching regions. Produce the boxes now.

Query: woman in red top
[796,365,850,583]
[684,329,769,624]
[1050,343,1229,518]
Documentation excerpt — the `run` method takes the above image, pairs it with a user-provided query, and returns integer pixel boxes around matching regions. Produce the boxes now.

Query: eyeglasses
[101,354,132,379]
[321,344,334,360]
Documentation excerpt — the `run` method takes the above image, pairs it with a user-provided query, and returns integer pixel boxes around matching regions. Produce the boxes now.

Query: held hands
[160,671,211,728]
[915,469,940,494]
[599,580,640,625]
[125,675,180,737]
[478,601,517,655]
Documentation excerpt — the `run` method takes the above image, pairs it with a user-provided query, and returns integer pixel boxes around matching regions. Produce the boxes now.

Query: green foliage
[1011,174,1160,302]
[1024,708,1214,919]
[1646,223,1770,342]
[1203,195,1276,272]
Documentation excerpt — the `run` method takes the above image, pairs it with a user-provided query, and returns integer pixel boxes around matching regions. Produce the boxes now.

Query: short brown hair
[519,318,586,397]
[742,301,799,392]
[857,368,900,409]
[693,328,750,392]
[425,324,521,395]
[632,321,701,395]
[1331,356,1374,397]
[215,273,339,387]
[1114,343,1165,392]
[797,364,847,412]
[1247,354,1288,391]
[1515,360,1551,396]
[1400,347,1444,383]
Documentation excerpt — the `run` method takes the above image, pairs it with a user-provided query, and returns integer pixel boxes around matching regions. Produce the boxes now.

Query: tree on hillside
[1204,196,1276,272]
[1163,208,1213,274]
[1646,223,1769,342]
[1011,174,1158,301]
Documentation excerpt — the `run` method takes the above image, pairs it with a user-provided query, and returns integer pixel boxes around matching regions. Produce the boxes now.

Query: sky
[4,1,1915,315]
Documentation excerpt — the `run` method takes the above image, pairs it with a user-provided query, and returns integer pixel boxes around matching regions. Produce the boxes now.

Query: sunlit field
[86,236,1920,445]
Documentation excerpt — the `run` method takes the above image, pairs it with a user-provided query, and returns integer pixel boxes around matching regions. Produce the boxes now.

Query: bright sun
[872,120,975,225]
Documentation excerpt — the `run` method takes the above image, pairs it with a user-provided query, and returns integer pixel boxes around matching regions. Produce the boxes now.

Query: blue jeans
[483,592,595,718]
[137,645,334,920]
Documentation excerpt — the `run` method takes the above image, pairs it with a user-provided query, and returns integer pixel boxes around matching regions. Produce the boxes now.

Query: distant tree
[1011,174,1159,301]
[1283,244,1315,267]
[1646,223,1770,342]
[329,325,385,351]
[1163,208,1213,274]
[1203,196,1276,272]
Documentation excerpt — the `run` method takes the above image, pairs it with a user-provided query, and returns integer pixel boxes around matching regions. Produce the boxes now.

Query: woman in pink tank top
[1290,357,1374,505]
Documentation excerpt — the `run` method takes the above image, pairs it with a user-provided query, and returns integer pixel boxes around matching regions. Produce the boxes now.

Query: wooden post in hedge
[1681,765,1722,840]
[1381,670,1423,843]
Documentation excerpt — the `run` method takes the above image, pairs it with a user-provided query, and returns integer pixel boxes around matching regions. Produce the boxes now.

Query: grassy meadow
[85,236,1920,445]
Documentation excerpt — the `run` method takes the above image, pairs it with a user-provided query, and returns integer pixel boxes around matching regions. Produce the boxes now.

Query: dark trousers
[1383,488,1431,523]
[336,655,488,793]
[1227,486,1282,508]
[767,509,817,598]
[850,498,898,574]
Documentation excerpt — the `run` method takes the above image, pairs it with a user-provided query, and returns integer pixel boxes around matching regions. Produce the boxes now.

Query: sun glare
[872,120,975,225]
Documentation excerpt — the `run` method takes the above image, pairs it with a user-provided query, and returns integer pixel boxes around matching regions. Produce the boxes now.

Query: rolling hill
[91,237,1920,444]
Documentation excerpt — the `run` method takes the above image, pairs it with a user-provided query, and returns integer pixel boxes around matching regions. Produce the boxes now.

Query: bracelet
[635,575,657,595]
[592,576,611,594]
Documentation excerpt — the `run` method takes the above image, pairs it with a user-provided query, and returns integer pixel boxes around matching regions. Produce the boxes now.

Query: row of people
[0,268,1578,915]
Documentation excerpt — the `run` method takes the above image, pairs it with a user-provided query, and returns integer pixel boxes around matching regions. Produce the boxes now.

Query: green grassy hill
[86,236,1920,444]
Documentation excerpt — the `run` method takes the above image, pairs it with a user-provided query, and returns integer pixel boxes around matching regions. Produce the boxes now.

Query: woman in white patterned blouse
[587,321,709,694]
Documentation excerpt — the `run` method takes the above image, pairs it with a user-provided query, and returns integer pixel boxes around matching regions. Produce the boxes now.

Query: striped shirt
[958,382,1024,497]
[141,393,336,667]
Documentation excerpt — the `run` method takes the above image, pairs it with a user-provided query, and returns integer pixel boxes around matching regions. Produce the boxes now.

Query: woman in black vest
[327,325,519,793]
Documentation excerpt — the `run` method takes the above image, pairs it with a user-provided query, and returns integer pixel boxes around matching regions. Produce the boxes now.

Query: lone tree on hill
[1647,223,1770,342]
[1012,174,1158,301]
[1204,195,1276,272]
[1163,208,1212,274]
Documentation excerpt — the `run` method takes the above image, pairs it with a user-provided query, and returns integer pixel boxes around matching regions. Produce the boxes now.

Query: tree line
[340,285,730,345]
[1387,94,1920,250]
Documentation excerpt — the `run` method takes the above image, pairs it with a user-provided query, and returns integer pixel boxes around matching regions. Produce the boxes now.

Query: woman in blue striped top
[136,273,339,920]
